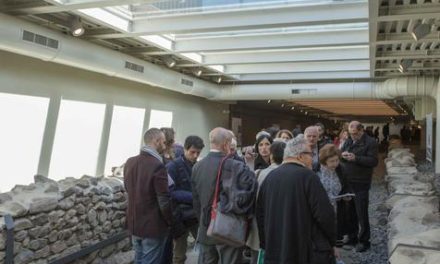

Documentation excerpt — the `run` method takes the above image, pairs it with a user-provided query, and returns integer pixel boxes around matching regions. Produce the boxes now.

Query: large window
[49,100,105,180]
[0,93,49,192]
[149,109,173,128]
[104,105,145,175]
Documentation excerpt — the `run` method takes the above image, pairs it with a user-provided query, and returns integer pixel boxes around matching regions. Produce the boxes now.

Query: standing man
[124,128,172,264]
[340,121,378,252]
[316,122,333,149]
[191,127,242,264]
[256,137,337,263]
[304,126,321,172]
[166,135,205,264]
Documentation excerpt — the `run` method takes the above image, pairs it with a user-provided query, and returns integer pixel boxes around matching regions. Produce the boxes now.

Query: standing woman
[275,129,293,142]
[334,129,349,150]
[317,144,352,252]
[160,127,176,164]
[254,134,273,171]
[247,141,286,264]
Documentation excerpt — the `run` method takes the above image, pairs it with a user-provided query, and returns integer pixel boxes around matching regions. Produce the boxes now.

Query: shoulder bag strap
[211,155,231,211]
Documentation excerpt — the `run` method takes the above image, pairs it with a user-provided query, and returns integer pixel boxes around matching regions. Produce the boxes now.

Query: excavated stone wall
[0,175,133,264]
[385,147,440,263]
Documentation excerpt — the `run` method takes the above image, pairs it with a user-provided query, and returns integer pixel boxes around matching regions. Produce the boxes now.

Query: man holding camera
[340,121,378,252]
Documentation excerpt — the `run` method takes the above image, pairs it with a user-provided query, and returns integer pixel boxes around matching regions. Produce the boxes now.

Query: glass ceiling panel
[131,0,366,17]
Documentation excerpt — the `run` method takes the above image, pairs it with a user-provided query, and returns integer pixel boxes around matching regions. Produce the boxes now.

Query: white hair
[284,136,309,159]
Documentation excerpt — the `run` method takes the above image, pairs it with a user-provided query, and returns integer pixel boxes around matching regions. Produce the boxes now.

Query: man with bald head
[191,127,243,263]
[304,126,321,172]
[340,121,378,252]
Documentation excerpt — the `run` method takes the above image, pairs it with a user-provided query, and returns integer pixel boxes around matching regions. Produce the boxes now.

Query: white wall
[0,51,228,190]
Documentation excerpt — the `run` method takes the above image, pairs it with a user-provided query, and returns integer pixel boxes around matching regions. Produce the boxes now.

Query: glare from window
[49,100,105,180]
[0,93,49,192]
[105,105,145,175]
[149,109,173,128]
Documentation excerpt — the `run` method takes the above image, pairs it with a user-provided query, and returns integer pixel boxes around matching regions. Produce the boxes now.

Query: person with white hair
[256,137,338,264]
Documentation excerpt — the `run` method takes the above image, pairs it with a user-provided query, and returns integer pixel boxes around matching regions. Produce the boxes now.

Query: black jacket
[340,133,378,184]
[257,162,336,264]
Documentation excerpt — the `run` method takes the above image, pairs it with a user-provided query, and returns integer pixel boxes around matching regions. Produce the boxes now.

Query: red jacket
[124,151,172,238]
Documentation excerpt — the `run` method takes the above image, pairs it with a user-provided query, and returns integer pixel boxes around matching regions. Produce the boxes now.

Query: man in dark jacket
[304,126,321,172]
[124,128,172,264]
[340,121,378,252]
[191,127,243,264]
[167,135,205,264]
[257,137,337,264]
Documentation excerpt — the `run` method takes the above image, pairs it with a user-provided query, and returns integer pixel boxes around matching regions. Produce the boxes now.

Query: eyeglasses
[300,151,313,157]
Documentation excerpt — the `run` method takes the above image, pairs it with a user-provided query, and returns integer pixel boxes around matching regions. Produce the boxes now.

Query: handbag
[206,155,247,247]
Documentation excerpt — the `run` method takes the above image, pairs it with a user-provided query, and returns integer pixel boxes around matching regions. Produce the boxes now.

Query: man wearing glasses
[340,121,378,252]
[256,137,337,264]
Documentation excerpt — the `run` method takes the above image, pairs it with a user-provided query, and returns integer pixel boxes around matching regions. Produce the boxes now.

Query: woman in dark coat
[254,134,273,171]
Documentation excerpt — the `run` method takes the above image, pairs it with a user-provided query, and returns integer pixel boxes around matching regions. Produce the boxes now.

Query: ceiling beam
[376,13,440,22]
[369,0,379,78]
[129,2,368,35]
[237,71,371,81]
[375,32,440,45]
[223,60,370,75]
[173,29,369,53]
[172,46,369,66]
[4,0,156,15]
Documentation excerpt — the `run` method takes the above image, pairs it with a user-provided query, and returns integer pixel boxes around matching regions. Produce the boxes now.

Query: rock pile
[384,148,440,263]
[0,175,133,264]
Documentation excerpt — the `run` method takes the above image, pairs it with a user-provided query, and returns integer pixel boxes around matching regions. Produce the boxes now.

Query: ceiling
[0,0,437,119]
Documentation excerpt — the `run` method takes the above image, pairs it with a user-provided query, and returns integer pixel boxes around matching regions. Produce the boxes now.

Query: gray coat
[191,151,226,245]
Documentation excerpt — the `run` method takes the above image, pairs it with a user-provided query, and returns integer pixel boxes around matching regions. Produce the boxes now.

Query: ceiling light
[192,69,202,77]
[411,23,431,41]
[214,76,222,83]
[70,16,85,37]
[399,59,413,73]
[162,56,176,68]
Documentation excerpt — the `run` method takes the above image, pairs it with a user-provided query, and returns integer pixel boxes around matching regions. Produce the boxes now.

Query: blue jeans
[132,234,168,264]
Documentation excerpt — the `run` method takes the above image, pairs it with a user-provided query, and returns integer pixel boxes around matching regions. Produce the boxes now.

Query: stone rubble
[0,175,134,264]
[384,147,440,264]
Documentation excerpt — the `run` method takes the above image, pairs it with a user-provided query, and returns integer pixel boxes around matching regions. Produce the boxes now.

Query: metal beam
[224,60,370,74]
[174,29,369,53]
[130,2,368,35]
[4,0,157,15]
[375,32,440,45]
[376,13,440,22]
[237,71,371,81]
[175,46,369,66]
[369,0,379,78]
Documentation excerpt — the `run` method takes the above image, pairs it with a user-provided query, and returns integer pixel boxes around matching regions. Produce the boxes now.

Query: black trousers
[347,182,371,244]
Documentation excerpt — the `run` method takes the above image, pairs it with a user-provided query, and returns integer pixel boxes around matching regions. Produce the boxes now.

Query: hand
[243,147,256,161]
[342,152,355,161]
[343,196,352,201]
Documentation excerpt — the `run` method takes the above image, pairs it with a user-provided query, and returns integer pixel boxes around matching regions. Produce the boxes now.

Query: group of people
[123,120,378,264]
